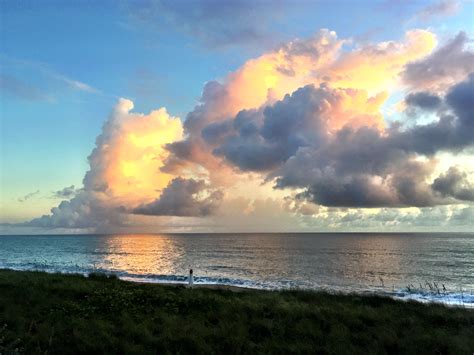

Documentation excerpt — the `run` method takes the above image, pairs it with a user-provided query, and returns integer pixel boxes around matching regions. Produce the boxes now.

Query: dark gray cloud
[432,167,474,202]
[446,72,474,132]
[126,0,285,49]
[162,80,231,174]
[211,85,341,171]
[133,178,223,217]
[402,32,474,89]
[405,91,442,111]
[198,74,474,208]
[274,75,473,207]
[0,74,51,102]
[278,141,439,208]
[201,119,234,146]
[214,74,473,174]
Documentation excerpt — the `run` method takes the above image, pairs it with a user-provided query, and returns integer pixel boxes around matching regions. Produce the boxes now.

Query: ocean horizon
[1,232,473,307]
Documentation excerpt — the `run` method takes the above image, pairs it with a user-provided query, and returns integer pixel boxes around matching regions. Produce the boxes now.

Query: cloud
[163,29,434,183]
[53,74,100,94]
[82,99,183,204]
[405,91,442,111]
[207,73,472,179]
[446,72,474,132]
[415,0,459,21]
[298,160,440,208]
[449,205,474,226]
[0,74,52,102]
[325,29,437,93]
[25,98,184,229]
[161,28,339,182]
[25,191,125,229]
[268,75,474,207]
[52,185,80,199]
[432,167,474,201]
[211,84,384,172]
[317,205,474,230]
[17,190,40,203]
[402,32,474,91]
[204,197,474,232]
[125,0,286,49]
[1,54,101,99]
[133,177,223,216]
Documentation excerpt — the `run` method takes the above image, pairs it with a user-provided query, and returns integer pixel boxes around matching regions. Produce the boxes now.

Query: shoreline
[126,279,474,307]
[2,267,473,307]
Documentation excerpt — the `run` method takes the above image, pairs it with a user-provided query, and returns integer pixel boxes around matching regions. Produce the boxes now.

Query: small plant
[88,272,118,280]
[0,323,24,354]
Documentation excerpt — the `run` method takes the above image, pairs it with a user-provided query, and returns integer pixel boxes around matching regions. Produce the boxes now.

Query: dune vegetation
[0,269,473,354]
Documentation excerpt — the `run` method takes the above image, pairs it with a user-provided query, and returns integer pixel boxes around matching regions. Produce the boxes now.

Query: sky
[0,0,473,234]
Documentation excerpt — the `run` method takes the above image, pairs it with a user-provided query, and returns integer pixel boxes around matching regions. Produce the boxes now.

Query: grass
[0,269,473,354]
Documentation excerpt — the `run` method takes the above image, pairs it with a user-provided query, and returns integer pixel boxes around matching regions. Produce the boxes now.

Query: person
[188,268,193,287]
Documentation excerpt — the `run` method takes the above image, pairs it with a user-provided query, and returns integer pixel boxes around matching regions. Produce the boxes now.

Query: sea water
[1,233,473,306]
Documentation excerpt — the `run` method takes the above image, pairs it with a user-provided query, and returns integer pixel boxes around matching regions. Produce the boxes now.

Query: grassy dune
[0,269,473,354]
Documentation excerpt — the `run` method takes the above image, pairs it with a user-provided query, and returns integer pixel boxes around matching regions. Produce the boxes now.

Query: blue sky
[1,0,473,231]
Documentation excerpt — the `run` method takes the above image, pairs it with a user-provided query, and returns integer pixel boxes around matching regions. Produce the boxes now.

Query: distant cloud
[52,185,80,199]
[18,190,40,203]
[0,74,53,102]
[1,54,101,99]
[415,0,459,21]
[125,0,285,49]
[52,74,101,94]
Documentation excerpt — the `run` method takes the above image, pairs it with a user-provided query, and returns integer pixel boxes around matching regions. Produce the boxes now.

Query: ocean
[1,233,473,306]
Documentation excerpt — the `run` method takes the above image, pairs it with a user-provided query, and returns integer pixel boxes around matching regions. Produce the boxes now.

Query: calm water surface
[1,233,473,305]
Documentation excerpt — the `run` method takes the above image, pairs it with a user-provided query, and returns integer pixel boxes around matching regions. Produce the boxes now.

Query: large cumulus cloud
[25,99,185,229]
[162,29,434,183]
[210,74,474,208]
[209,84,384,172]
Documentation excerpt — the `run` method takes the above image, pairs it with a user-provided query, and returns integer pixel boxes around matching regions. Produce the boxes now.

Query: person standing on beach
[188,268,193,287]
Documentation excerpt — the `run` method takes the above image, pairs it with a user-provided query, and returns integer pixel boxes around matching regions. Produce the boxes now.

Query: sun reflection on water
[98,234,183,276]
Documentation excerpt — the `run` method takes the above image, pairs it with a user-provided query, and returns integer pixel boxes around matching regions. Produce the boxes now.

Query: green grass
[0,269,473,354]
